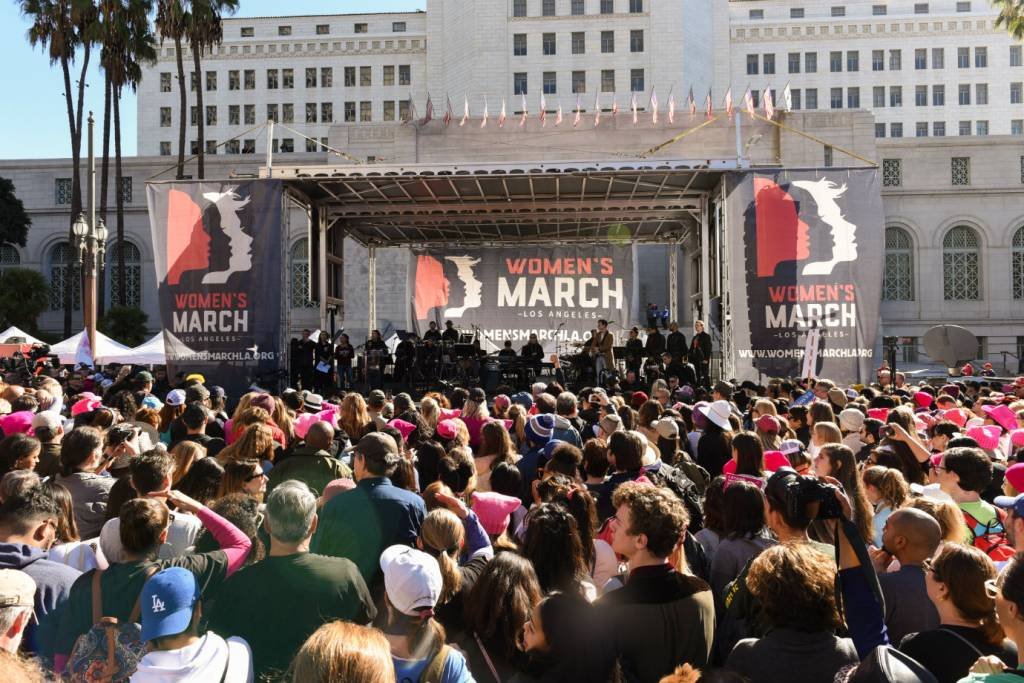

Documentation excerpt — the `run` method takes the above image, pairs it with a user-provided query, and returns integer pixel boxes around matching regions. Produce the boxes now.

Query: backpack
[67,565,159,683]
[421,644,451,683]
[643,462,705,534]
[671,451,711,495]
[962,506,1015,562]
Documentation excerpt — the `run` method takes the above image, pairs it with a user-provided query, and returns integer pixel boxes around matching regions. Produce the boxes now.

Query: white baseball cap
[379,545,442,617]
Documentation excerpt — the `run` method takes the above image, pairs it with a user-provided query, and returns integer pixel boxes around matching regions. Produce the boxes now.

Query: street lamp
[72,211,106,357]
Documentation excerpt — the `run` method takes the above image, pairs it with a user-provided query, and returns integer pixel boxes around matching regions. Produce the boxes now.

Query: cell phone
[884,426,895,438]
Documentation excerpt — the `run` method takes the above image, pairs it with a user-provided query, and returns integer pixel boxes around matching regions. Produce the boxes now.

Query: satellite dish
[923,325,978,367]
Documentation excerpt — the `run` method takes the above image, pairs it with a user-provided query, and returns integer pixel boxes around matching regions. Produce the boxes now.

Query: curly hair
[930,543,1003,646]
[747,542,842,633]
[611,481,688,558]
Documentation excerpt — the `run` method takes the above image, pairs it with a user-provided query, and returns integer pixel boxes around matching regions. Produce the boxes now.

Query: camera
[106,423,140,448]
[778,472,844,521]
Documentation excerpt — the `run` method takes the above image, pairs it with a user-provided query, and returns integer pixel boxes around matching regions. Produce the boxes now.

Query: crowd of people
[3,361,1024,682]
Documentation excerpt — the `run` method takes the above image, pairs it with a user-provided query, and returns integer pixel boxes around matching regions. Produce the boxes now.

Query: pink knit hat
[983,404,1018,433]
[320,478,356,504]
[388,419,417,441]
[867,408,890,421]
[471,491,521,536]
[436,419,460,441]
[1011,429,1024,449]
[493,395,511,412]
[293,413,320,439]
[723,450,790,475]
[943,408,969,428]
[966,424,1001,451]
[250,393,276,414]
[1006,463,1024,494]
[755,414,780,434]
[913,392,933,409]
[71,397,102,417]
[0,411,34,436]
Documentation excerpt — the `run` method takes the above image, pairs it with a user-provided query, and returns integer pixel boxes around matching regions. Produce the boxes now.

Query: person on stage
[666,321,687,362]
[661,351,697,388]
[423,321,442,343]
[365,329,388,391]
[313,331,335,393]
[689,319,713,388]
[295,329,316,390]
[521,332,545,382]
[441,320,460,343]
[334,333,355,390]
[591,319,615,383]
[644,324,666,359]
[624,327,644,378]
[393,333,417,387]
[498,340,518,360]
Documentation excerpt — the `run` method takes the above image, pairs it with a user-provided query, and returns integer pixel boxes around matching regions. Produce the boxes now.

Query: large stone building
[3,0,1023,371]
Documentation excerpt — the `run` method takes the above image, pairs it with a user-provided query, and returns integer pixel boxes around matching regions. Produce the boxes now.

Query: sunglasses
[930,464,948,473]
[245,471,267,482]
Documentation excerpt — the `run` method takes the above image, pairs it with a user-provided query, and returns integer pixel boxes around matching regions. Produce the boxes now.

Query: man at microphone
[591,319,615,383]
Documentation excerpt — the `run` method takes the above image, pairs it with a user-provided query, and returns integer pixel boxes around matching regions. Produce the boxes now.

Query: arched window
[942,226,981,301]
[290,238,316,308]
[0,245,20,274]
[48,242,81,311]
[108,242,142,308]
[1014,227,1024,300]
[882,227,914,301]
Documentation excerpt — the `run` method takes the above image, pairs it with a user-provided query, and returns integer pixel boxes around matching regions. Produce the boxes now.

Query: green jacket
[267,447,352,497]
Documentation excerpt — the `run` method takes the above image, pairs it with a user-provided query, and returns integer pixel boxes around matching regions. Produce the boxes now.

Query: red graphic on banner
[413,254,449,319]
[166,190,209,285]
[754,177,810,277]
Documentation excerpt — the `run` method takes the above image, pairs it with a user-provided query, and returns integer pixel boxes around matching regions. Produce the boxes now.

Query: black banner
[146,180,283,395]
[726,170,883,383]
[408,245,635,352]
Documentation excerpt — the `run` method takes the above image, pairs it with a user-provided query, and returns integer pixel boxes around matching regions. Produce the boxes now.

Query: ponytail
[863,466,910,509]
[979,608,1005,647]
[420,509,465,605]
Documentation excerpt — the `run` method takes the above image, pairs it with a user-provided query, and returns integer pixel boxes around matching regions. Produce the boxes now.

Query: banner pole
[368,245,377,334]
[699,197,711,332]
[266,119,275,178]
[669,245,678,326]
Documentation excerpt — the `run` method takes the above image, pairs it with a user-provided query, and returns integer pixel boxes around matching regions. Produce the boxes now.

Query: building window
[316,24,330,35]
[226,140,239,154]
[159,141,171,156]
[872,4,887,15]
[383,101,396,121]
[205,106,216,126]
[190,72,197,92]
[543,33,556,55]
[190,106,198,126]
[543,0,556,16]
[915,49,927,70]
[957,1,971,10]
[514,73,528,95]
[831,6,846,17]
[345,67,356,87]
[873,86,885,108]
[242,139,255,154]
[572,32,585,55]
[244,70,255,90]
[306,103,317,123]
[943,225,980,300]
[513,34,527,56]
[266,104,278,123]
[601,69,615,92]
[788,53,801,74]
[282,69,293,89]
[747,54,759,75]
[914,3,928,14]
[629,0,643,11]
[831,88,843,109]
[805,53,817,73]
[791,88,802,110]
[344,101,356,121]
[976,83,988,105]
[360,101,372,122]
[267,69,278,89]
[958,84,971,105]
[882,159,902,187]
[282,104,293,123]
[933,84,945,106]
[959,120,972,136]
[872,50,884,71]
[890,122,903,138]
[847,87,860,108]
[976,120,988,135]
[392,22,406,32]
[791,8,805,18]
[543,72,557,95]
[116,176,131,203]
[890,86,902,107]
[290,239,316,308]
[1012,46,1023,67]
[763,54,775,75]
[205,71,216,91]
[572,71,586,94]
[805,88,817,109]
[630,30,644,53]
[514,0,526,17]
[601,31,614,53]
[383,65,394,86]
[399,65,411,86]
[354,23,367,33]
[48,242,81,311]
[280,139,294,153]
[915,86,927,107]
[883,227,914,300]
[278,26,291,36]
[951,157,970,185]
[360,66,372,86]
[306,68,317,88]
[830,51,842,73]
[240,26,253,37]
[749,9,764,19]
[160,72,171,92]
[847,51,858,72]
[934,121,946,136]
[889,50,902,71]
[824,145,834,167]
[958,47,970,68]
[322,102,333,123]
[1012,83,1023,104]
[1014,228,1024,300]
[400,100,411,121]
[630,69,644,92]
[228,70,239,90]
[321,68,333,88]
[916,122,929,137]
[160,107,172,127]
[572,0,585,15]
[55,178,71,205]
[975,47,987,68]
[932,48,944,69]
[244,104,255,125]
[107,242,141,308]
[601,0,613,13]
[875,123,886,138]
[1013,120,1024,136]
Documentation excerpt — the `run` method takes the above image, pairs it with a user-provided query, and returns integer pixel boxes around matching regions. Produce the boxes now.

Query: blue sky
[0,0,426,160]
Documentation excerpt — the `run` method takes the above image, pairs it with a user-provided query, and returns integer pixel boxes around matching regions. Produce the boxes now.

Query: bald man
[870,508,942,645]
[267,421,351,497]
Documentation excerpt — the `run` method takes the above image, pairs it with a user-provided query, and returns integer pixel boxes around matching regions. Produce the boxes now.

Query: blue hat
[141,395,163,410]
[543,439,566,460]
[140,567,200,642]
[995,493,1024,519]
[525,414,555,445]
[510,392,534,411]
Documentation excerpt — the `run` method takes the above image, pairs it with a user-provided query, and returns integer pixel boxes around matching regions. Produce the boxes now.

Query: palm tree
[155,0,188,179]
[993,0,1024,40]
[186,0,237,179]
[20,0,99,335]
[100,0,155,306]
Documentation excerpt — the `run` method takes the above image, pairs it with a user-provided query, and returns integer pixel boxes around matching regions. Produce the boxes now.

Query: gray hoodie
[0,542,81,661]
[55,471,114,539]
[130,632,253,683]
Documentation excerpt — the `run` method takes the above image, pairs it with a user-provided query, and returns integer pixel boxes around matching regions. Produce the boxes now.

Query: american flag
[650,89,659,124]
[540,94,547,126]
[630,93,639,124]
[481,97,489,128]
[555,100,563,126]
[420,94,433,126]
[442,94,453,127]
[612,97,619,120]
[725,88,734,120]
[667,88,676,124]
[459,94,469,126]
[763,87,775,120]
[520,94,528,127]
[705,89,713,119]
[783,82,793,112]
[688,87,696,118]
[744,88,755,118]
[573,94,582,127]
[594,93,602,127]
[498,98,507,127]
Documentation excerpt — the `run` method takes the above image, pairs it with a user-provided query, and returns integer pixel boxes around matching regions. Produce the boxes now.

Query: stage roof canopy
[268,158,742,246]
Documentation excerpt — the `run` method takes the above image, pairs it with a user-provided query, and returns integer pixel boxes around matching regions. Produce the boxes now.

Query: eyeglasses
[246,471,267,482]
[930,464,948,473]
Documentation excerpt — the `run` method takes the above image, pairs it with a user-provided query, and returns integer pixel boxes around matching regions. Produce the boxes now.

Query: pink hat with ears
[867,408,890,421]
[913,391,933,409]
[388,419,417,441]
[471,491,522,536]
[1006,463,1024,494]
[436,419,459,441]
[966,424,1001,451]
[983,404,1019,433]
[71,397,102,417]
[1011,429,1024,449]
[0,411,34,436]
[493,395,511,412]
[943,408,969,428]
[293,413,320,439]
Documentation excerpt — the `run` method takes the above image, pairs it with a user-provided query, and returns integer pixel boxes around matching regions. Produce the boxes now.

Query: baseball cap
[995,493,1024,520]
[140,567,199,642]
[184,373,206,384]
[653,418,680,440]
[368,389,387,406]
[593,413,623,438]
[380,545,443,617]
[133,371,154,383]
[0,569,35,609]
[779,439,805,457]
[165,389,186,407]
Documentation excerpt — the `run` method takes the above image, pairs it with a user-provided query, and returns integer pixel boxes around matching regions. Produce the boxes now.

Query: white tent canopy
[96,332,166,365]
[51,330,132,366]
[0,326,43,345]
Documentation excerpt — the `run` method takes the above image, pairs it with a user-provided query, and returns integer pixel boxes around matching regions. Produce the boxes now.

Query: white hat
[165,389,186,407]
[380,545,442,617]
[698,400,733,430]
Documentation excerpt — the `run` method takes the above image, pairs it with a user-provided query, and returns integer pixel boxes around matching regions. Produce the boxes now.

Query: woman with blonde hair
[339,393,372,440]
[506,404,528,453]
[169,440,207,486]
[862,465,909,547]
[291,621,395,683]
[419,396,441,438]
[271,396,296,446]
[217,423,276,466]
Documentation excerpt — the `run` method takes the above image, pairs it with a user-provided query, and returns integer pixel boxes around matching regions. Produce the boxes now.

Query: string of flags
[403,83,795,129]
